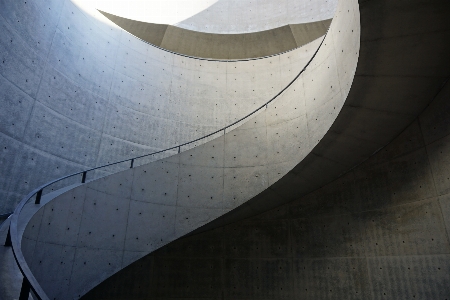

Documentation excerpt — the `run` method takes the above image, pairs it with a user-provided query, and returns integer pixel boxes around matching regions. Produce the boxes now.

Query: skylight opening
[76,0,219,24]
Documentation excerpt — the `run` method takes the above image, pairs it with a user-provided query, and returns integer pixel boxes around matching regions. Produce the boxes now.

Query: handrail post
[19,277,31,300]
[35,189,43,205]
[4,226,11,247]
[2,32,327,300]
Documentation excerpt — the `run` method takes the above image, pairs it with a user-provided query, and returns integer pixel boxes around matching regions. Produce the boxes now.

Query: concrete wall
[84,75,450,300]
[188,0,450,234]
[0,0,324,215]
[92,0,336,34]
[175,0,337,34]
[19,0,360,298]
[100,11,332,59]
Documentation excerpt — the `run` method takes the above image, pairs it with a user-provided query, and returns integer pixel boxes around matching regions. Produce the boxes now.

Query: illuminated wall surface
[0,0,450,299]
[0,0,336,214]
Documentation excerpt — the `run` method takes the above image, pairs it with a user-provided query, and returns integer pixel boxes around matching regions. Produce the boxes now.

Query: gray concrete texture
[0,0,328,215]
[0,218,24,299]
[174,0,337,34]
[3,0,449,298]
[84,70,450,300]
[0,182,76,300]
[18,0,360,298]
[190,0,450,235]
[79,1,449,299]
[100,10,332,59]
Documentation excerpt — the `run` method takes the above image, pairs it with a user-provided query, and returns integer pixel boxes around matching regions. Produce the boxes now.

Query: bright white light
[79,0,218,24]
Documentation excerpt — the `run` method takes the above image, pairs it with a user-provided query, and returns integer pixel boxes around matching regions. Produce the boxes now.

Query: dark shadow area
[83,73,450,300]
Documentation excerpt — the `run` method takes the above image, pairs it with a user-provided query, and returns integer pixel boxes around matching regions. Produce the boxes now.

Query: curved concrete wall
[175,0,337,34]
[189,0,450,234]
[85,79,450,300]
[93,0,336,34]
[100,11,332,59]
[19,0,359,298]
[0,0,324,215]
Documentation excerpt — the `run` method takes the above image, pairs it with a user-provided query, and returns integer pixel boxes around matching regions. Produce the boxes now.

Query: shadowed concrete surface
[0,185,77,300]
[99,10,332,59]
[83,79,450,300]
[0,0,328,215]
[0,0,449,298]
[80,1,450,299]
[15,0,359,298]
[192,0,450,234]
[17,2,358,296]
[0,218,26,300]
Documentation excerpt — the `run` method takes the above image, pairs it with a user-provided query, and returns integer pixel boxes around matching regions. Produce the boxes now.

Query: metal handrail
[5,32,327,300]
[0,212,12,219]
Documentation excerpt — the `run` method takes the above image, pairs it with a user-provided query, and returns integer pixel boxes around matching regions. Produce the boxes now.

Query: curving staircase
[1,0,450,298]
[1,0,359,298]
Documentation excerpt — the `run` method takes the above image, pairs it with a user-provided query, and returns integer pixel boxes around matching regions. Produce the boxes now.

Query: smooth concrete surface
[0,218,30,300]
[0,184,83,299]
[0,0,325,215]
[82,1,450,299]
[2,0,449,298]
[174,0,337,34]
[100,11,332,59]
[91,0,337,34]
[0,208,62,300]
[18,0,359,298]
[191,0,450,235]
[84,78,450,300]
